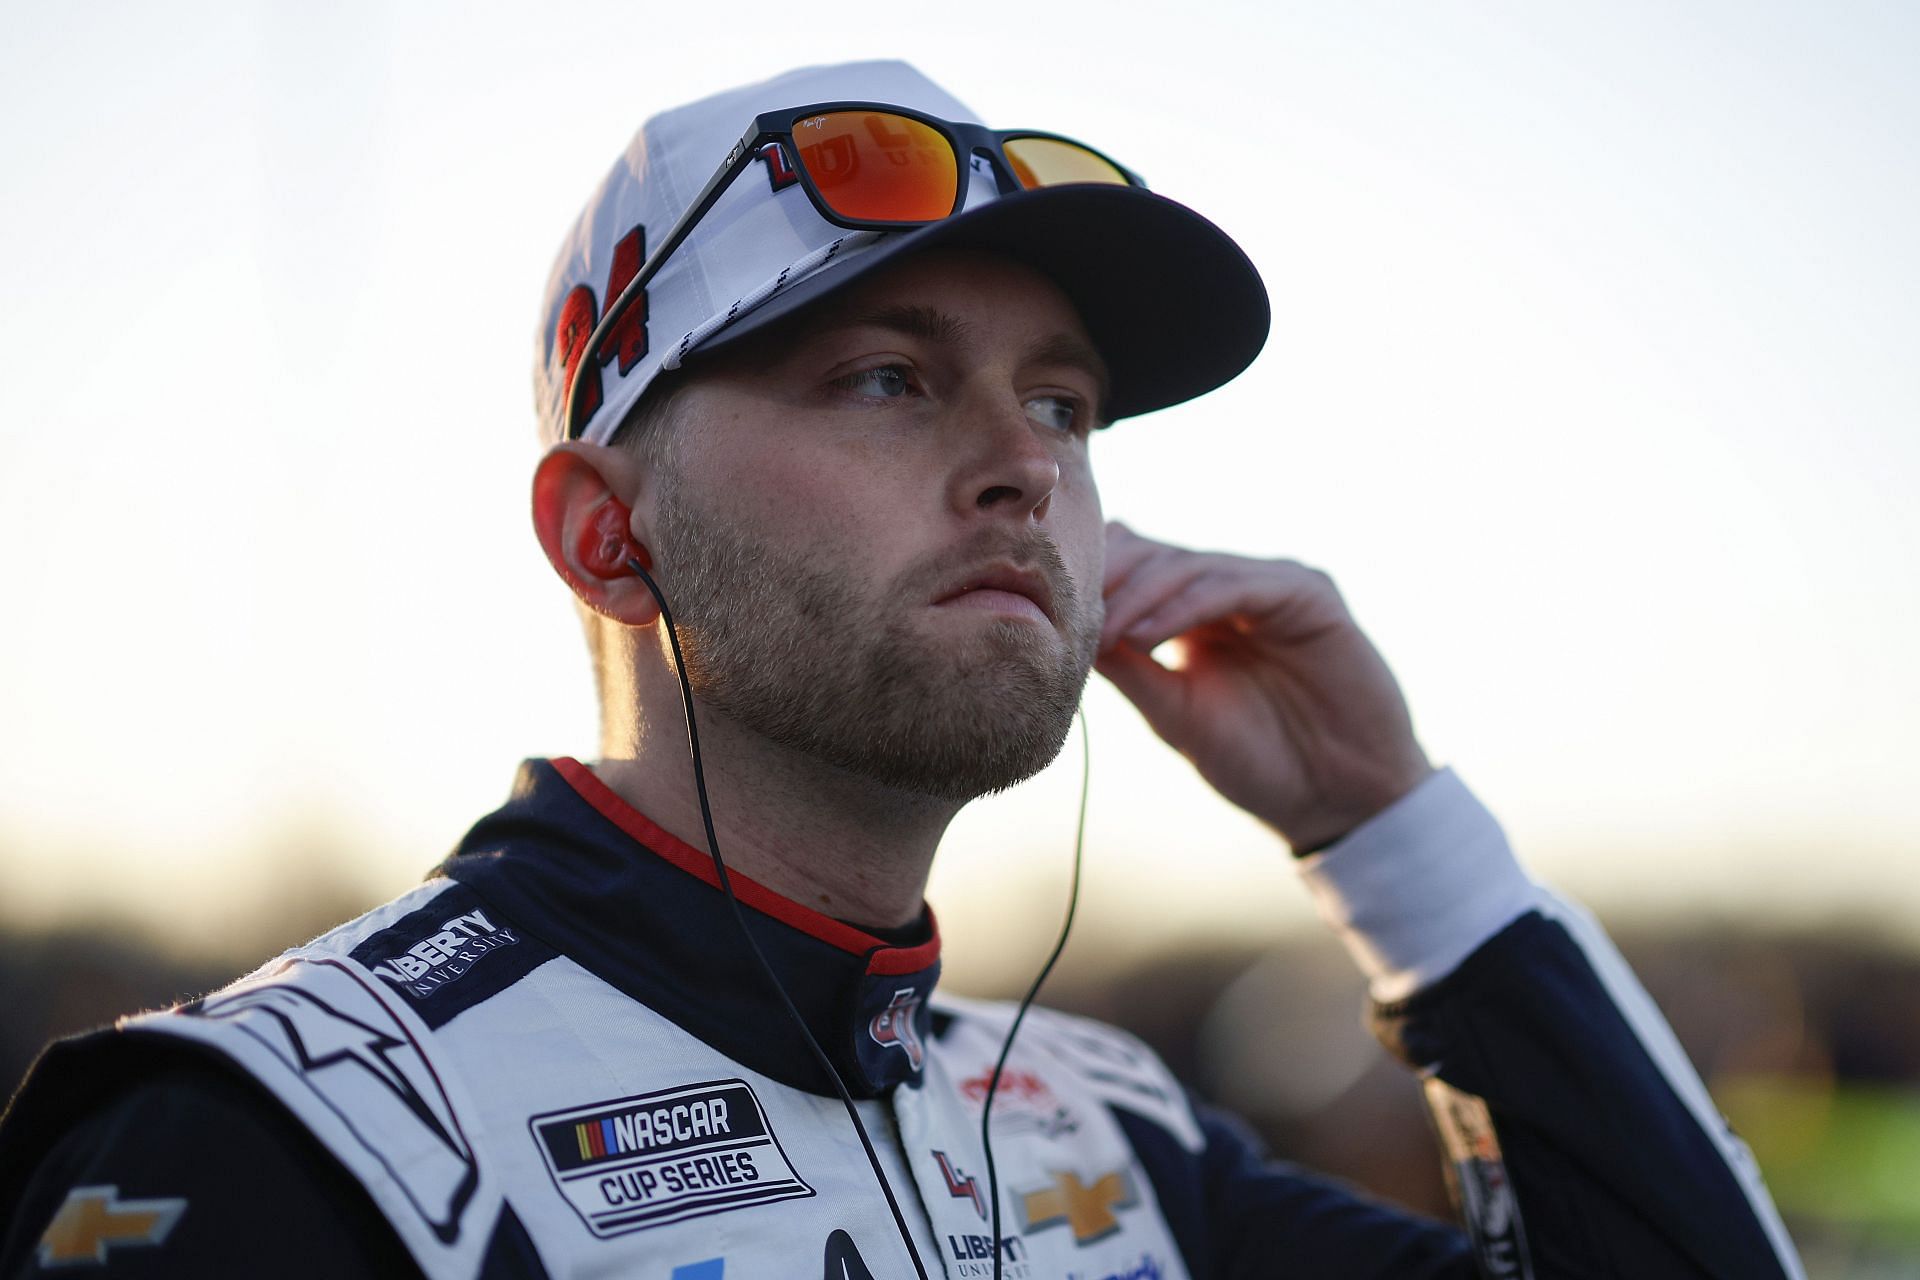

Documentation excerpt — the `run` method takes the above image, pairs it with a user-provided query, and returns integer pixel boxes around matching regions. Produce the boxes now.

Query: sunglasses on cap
[564,102,1142,439]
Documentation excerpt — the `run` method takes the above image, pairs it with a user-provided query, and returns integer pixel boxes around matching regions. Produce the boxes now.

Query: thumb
[1094,645,1192,744]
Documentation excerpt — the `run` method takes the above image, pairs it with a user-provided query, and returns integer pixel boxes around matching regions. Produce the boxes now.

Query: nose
[951,395,1061,523]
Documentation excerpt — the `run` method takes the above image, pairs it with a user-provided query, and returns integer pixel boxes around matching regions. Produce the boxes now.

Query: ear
[531,443,661,626]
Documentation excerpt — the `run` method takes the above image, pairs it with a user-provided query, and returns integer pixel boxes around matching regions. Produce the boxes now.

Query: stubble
[649,481,1101,801]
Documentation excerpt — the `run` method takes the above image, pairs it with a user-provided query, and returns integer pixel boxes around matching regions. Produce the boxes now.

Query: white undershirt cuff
[1296,768,1541,1003]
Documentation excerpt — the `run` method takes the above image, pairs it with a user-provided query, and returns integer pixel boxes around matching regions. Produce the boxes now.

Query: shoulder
[2,878,557,1279]
[153,875,559,1048]
[932,992,1205,1153]
[0,1031,419,1276]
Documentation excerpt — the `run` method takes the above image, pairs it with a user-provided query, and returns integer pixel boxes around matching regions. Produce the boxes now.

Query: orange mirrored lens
[1003,137,1129,189]
[791,111,958,222]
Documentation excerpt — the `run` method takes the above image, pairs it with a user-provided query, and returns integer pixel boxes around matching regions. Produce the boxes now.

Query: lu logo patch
[933,1149,987,1220]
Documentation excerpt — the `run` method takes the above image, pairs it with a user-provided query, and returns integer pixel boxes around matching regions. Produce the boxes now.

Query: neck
[594,681,959,932]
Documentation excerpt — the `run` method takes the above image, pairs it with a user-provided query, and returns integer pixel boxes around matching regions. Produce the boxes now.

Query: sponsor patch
[933,1150,986,1220]
[530,1079,812,1237]
[1074,1252,1165,1280]
[1427,1078,1535,1280]
[947,1231,1029,1279]
[1018,1169,1138,1246]
[868,988,926,1071]
[961,1067,1079,1139]
[37,1185,186,1268]
[367,907,520,999]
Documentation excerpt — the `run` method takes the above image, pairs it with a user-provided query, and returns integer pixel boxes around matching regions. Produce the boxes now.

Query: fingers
[1093,645,1191,742]
[1101,520,1346,654]
[1100,543,1221,649]
[1101,520,1162,595]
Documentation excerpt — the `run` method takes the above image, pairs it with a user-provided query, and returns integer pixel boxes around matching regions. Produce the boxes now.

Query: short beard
[649,482,1101,802]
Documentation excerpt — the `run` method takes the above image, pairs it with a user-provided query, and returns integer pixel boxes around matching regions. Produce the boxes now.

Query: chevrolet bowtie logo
[38,1184,187,1267]
[1017,1169,1137,1245]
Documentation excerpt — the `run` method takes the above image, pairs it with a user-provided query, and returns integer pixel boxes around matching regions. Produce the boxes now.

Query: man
[0,61,1802,1280]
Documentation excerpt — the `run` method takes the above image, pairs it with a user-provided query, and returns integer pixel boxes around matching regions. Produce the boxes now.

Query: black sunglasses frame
[564,101,1143,439]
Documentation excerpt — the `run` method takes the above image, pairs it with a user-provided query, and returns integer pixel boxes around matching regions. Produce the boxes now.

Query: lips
[932,562,1058,623]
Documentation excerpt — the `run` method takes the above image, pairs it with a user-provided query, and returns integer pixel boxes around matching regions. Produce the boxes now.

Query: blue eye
[1025,394,1081,434]
[836,366,913,398]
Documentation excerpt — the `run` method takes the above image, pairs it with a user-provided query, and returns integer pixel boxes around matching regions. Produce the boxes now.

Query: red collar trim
[549,757,941,976]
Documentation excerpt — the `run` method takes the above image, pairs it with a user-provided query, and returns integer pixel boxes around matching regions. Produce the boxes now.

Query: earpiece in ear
[585,500,648,577]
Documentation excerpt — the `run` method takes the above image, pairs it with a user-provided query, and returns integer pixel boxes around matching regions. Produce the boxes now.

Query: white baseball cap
[533,60,1269,447]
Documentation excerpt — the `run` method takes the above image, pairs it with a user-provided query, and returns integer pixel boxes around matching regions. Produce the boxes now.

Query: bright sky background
[2,2,1915,978]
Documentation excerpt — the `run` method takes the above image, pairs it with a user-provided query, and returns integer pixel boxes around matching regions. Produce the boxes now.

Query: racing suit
[0,759,1804,1278]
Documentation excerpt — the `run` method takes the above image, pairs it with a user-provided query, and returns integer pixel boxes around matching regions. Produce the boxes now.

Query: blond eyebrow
[824,301,1112,422]
[852,303,976,347]
[1026,332,1112,423]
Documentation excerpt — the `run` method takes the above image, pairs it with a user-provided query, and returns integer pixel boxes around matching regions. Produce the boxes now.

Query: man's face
[645,249,1108,801]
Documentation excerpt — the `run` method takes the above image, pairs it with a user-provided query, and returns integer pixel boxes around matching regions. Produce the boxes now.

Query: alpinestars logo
[368,909,518,1000]
[823,1229,877,1280]
[868,989,925,1071]
[193,975,479,1240]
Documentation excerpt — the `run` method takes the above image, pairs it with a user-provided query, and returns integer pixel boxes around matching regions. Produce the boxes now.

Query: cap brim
[685,184,1269,422]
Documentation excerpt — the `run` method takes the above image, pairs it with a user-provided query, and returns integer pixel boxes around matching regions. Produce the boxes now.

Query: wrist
[1295,768,1538,1001]
[1283,757,1436,856]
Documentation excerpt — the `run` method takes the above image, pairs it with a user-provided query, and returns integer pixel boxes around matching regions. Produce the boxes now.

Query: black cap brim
[686,184,1269,422]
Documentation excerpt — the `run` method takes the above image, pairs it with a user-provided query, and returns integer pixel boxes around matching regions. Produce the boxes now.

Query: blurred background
[2,2,1915,1274]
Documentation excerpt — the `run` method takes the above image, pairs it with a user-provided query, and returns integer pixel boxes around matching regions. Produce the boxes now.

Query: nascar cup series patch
[529,1078,813,1237]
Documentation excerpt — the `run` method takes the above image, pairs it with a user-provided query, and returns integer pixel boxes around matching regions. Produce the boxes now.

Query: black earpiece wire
[628,557,931,1280]
[981,706,1089,1280]
[630,556,1092,1280]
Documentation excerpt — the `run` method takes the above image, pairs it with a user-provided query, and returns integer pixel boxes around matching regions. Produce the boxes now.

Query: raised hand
[1094,521,1433,852]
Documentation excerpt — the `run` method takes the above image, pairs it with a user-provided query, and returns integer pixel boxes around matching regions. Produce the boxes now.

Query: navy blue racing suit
[0,760,1803,1278]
